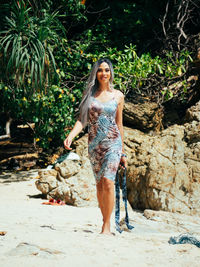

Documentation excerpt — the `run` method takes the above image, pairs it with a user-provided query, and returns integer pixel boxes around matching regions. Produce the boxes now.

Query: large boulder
[125,100,200,215]
[35,144,97,207]
[123,100,164,132]
[185,100,200,122]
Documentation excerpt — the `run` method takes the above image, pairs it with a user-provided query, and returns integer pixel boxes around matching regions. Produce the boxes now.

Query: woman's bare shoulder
[113,89,124,103]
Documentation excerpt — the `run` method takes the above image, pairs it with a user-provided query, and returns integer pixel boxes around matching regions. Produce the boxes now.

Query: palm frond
[0,0,65,90]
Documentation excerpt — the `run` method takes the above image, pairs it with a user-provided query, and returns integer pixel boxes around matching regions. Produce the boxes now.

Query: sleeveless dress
[88,96,122,183]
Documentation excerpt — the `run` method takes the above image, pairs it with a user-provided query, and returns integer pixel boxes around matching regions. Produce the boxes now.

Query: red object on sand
[42,198,65,206]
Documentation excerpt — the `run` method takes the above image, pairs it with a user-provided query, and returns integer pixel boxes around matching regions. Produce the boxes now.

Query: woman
[64,58,127,235]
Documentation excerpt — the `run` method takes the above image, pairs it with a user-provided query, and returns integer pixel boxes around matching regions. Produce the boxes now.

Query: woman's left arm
[115,92,127,168]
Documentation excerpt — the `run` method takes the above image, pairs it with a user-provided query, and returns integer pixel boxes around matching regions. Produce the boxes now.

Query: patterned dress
[88,96,122,183]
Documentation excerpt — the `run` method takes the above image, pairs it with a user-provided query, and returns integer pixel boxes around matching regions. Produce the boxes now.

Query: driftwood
[0,121,40,169]
[0,138,36,160]
[0,141,34,147]
[0,152,38,165]
[0,118,12,140]
[0,148,36,160]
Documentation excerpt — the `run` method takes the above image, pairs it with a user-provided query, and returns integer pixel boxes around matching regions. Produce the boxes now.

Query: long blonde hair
[79,58,114,128]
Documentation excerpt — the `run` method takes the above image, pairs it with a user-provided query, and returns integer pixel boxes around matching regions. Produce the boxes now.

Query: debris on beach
[0,231,7,236]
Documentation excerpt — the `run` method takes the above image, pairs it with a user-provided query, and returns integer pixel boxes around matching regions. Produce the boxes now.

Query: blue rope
[115,168,134,233]
[169,233,200,248]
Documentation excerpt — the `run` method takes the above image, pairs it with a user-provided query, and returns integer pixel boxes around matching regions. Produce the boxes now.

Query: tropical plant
[0,0,64,90]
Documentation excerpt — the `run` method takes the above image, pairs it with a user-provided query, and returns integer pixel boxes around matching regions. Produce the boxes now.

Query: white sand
[0,171,200,267]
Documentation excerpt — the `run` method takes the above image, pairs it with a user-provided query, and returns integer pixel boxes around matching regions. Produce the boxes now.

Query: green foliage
[0,82,77,148]
[0,0,64,89]
[92,45,193,100]
[0,37,193,149]
[0,0,195,150]
[29,86,77,149]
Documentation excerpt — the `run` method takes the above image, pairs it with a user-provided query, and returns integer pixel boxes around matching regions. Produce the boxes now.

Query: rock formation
[35,149,97,206]
[125,100,200,215]
[123,100,164,132]
[36,100,200,215]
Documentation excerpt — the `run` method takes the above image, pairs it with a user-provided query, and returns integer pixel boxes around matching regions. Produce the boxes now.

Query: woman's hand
[120,156,127,169]
[64,135,72,150]
[63,120,83,150]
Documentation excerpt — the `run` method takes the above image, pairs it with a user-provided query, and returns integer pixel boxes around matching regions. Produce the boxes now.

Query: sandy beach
[0,170,200,267]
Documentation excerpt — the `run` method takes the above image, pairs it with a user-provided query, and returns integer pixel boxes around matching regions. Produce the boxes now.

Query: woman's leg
[96,177,114,234]
[96,179,106,220]
[101,177,114,234]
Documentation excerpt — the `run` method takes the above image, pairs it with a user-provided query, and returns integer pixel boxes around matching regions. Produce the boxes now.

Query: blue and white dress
[88,96,122,183]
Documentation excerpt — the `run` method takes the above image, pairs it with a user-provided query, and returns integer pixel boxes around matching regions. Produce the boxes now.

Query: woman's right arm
[63,120,83,150]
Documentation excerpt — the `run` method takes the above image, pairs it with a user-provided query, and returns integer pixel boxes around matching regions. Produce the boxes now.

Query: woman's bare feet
[100,222,111,235]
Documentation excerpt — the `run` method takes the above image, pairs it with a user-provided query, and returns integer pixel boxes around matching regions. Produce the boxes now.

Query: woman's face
[96,62,111,85]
